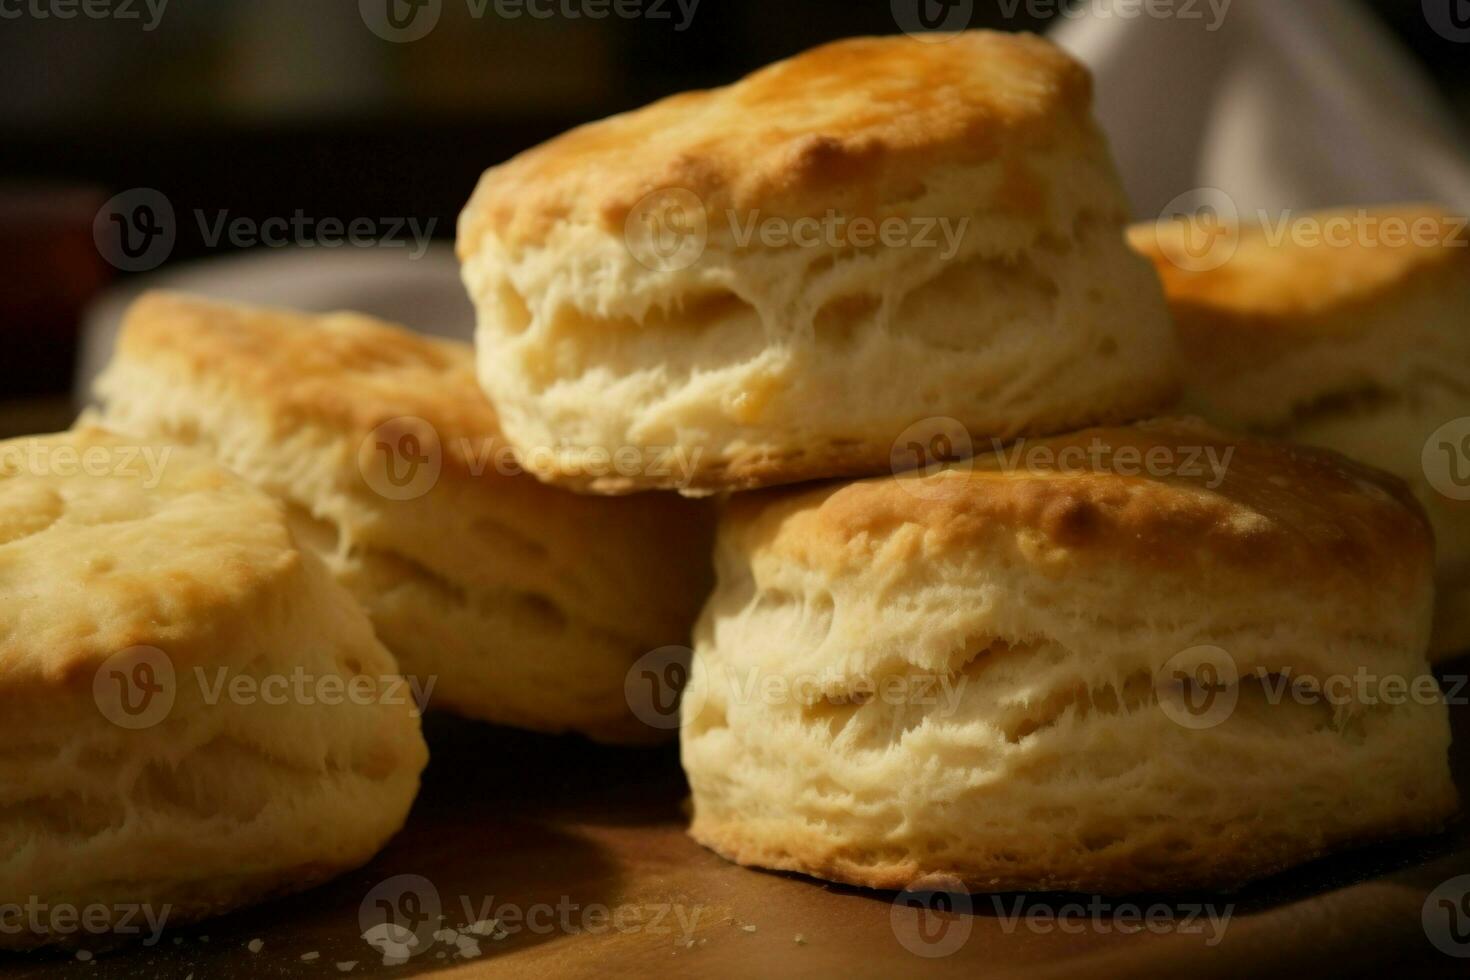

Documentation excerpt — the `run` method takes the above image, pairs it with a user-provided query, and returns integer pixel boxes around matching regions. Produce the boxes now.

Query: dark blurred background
[1,0,1467,409]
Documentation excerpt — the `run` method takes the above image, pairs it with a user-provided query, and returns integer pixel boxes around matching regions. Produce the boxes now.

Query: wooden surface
[5,662,1470,980]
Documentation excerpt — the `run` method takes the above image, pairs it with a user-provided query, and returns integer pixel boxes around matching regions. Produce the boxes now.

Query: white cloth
[1050,0,1470,220]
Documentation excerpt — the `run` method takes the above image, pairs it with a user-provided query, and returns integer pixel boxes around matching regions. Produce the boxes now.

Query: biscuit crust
[1131,205,1470,658]
[0,429,427,947]
[461,32,1093,253]
[97,292,716,743]
[682,420,1454,894]
[461,32,1178,495]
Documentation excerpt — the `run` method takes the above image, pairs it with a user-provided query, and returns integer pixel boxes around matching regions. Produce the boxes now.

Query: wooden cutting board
[7,666,1470,979]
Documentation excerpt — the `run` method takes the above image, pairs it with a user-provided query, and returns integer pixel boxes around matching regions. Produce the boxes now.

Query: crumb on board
[247,938,264,954]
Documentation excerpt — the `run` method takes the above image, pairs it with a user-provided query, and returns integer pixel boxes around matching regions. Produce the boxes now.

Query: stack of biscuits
[1,29,1462,947]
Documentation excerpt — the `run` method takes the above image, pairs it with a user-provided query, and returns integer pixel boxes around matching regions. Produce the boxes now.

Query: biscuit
[459,31,1178,494]
[681,419,1456,893]
[95,292,716,744]
[1130,204,1470,657]
[0,428,427,948]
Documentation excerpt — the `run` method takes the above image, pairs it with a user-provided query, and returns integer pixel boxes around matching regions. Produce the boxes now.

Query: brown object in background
[0,184,112,397]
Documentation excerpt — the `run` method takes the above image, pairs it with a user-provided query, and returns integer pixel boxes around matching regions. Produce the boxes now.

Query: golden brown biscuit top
[114,291,512,481]
[1129,204,1469,334]
[727,419,1430,589]
[460,31,1094,253]
[0,428,298,682]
